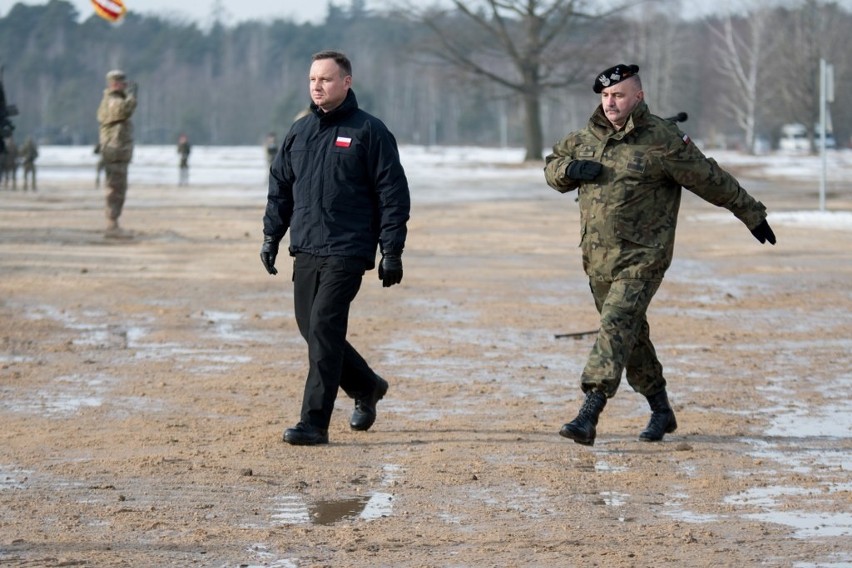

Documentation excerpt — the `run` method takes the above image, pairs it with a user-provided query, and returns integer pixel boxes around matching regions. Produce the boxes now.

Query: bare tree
[773,0,850,151]
[709,6,776,154]
[403,0,624,161]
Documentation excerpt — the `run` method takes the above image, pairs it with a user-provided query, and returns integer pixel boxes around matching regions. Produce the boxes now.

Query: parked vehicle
[778,123,809,151]
[778,123,836,151]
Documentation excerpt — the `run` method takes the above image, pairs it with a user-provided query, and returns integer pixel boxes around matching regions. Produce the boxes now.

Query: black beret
[593,64,639,93]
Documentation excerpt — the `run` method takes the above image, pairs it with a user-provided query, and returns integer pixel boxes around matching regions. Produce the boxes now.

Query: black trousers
[293,253,380,429]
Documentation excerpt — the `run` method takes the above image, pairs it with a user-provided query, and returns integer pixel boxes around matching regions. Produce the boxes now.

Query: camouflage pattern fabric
[97,88,136,221]
[20,138,37,190]
[2,137,16,189]
[97,89,136,164]
[544,101,767,281]
[544,100,770,396]
[104,161,128,220]
[582,278,666,397]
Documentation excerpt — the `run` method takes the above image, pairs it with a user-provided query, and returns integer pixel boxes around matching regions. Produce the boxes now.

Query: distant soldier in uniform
[19,136,37,191]
[96,69,137,237]
[264,132,277,168]
[544,64,777,446]
[2,135,17,189]
[94,143,104,188]
[177,133,190,186]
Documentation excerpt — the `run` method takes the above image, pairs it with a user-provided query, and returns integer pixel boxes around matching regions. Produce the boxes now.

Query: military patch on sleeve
[682,133,691,145]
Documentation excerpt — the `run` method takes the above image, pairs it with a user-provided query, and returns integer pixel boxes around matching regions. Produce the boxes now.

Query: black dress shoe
[283,422,329,445]
[350,376,389,431]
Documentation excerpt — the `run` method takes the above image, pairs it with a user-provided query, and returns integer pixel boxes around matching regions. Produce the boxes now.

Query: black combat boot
[638,389,677,442]
[559,390,607,446]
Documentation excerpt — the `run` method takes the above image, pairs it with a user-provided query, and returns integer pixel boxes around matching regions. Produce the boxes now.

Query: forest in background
[0,0,850,154]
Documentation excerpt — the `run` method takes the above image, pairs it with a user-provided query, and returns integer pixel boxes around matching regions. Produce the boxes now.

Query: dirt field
[1,161,850,567]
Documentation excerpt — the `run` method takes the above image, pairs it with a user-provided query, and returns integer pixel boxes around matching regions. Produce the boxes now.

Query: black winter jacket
[263,90,410,269]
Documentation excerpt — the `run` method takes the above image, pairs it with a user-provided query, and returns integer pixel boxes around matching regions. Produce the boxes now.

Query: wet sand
[1,169,851,567]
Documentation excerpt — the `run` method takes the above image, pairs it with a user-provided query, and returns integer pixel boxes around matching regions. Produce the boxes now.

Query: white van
[779,123,836,151]
[778,123,809,152]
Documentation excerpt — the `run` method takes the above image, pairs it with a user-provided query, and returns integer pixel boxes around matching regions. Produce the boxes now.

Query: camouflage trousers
[581,278,667,398]
[22,164,36,190]
[103,161,129,221]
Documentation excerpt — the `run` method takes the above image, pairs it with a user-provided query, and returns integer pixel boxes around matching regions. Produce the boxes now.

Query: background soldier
[2,134,16,189]
[94,143,104,188]
[264,132,277,168]
[96,69,137,237]
[544,64,776,446]
[177,133,190,186]
[19,136,37,191]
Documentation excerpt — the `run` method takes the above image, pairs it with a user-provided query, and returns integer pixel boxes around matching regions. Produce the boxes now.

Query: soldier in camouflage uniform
[177,133,190,186]
[97,69,137,237]
[544,64,776,446]
[2,135,17,190]
[20,136,37,191]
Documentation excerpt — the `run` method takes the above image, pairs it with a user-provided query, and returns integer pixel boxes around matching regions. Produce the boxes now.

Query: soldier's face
[601,78,643,129]
[309,58,351,112]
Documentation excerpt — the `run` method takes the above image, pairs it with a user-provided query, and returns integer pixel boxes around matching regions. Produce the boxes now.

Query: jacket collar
[590,100,650,137]
[312,89,359,123]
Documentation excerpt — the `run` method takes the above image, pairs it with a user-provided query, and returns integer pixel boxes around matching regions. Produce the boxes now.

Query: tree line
[0,0,849,157]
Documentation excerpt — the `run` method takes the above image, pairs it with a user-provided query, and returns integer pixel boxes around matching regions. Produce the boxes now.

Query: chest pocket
[626,150,645,173]
[576,144,597,160]
[326,138,371,209]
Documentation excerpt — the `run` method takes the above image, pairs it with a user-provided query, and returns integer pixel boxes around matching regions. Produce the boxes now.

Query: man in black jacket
[261,50,411,446]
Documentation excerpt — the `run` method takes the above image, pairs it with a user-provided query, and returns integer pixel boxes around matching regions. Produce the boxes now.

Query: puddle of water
[795,555,852,568]
[599,491,628,507]
[667,510,722,523]
[744,511,852,538]
[595,461,627,473]
[198,310,269,343]
[724,485,813,508]
[0,466,31,489]
[0,374,106,417]
[241,542,299,568]
[754,373,852,439]
[270,494,310,524]
[724,483,852,539]
[310,495,371,525]
[268,464,399,526]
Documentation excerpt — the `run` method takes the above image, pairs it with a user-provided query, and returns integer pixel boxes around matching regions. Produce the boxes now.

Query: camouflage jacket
[97,89,136,163]
[20,139,38,165]
[544,101,768,281]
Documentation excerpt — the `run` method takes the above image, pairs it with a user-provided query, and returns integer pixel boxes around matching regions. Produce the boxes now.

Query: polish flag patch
[682,133,691,145]
[335,136,352,148]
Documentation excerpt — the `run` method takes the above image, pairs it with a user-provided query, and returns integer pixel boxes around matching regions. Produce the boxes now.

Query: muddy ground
[0,162,850,567]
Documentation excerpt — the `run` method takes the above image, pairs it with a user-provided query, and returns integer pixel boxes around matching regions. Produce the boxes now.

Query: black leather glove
[260,234,282,275]
[750,219,776,245]
[566,160,603,181]
[378,253,403,287]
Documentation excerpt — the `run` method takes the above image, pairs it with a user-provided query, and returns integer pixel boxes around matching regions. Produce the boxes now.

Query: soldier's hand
[378,253,403,287]
[566,160,603,181]
[260,234,282,275]
[750,219,776,245]
[126,81,138,96]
